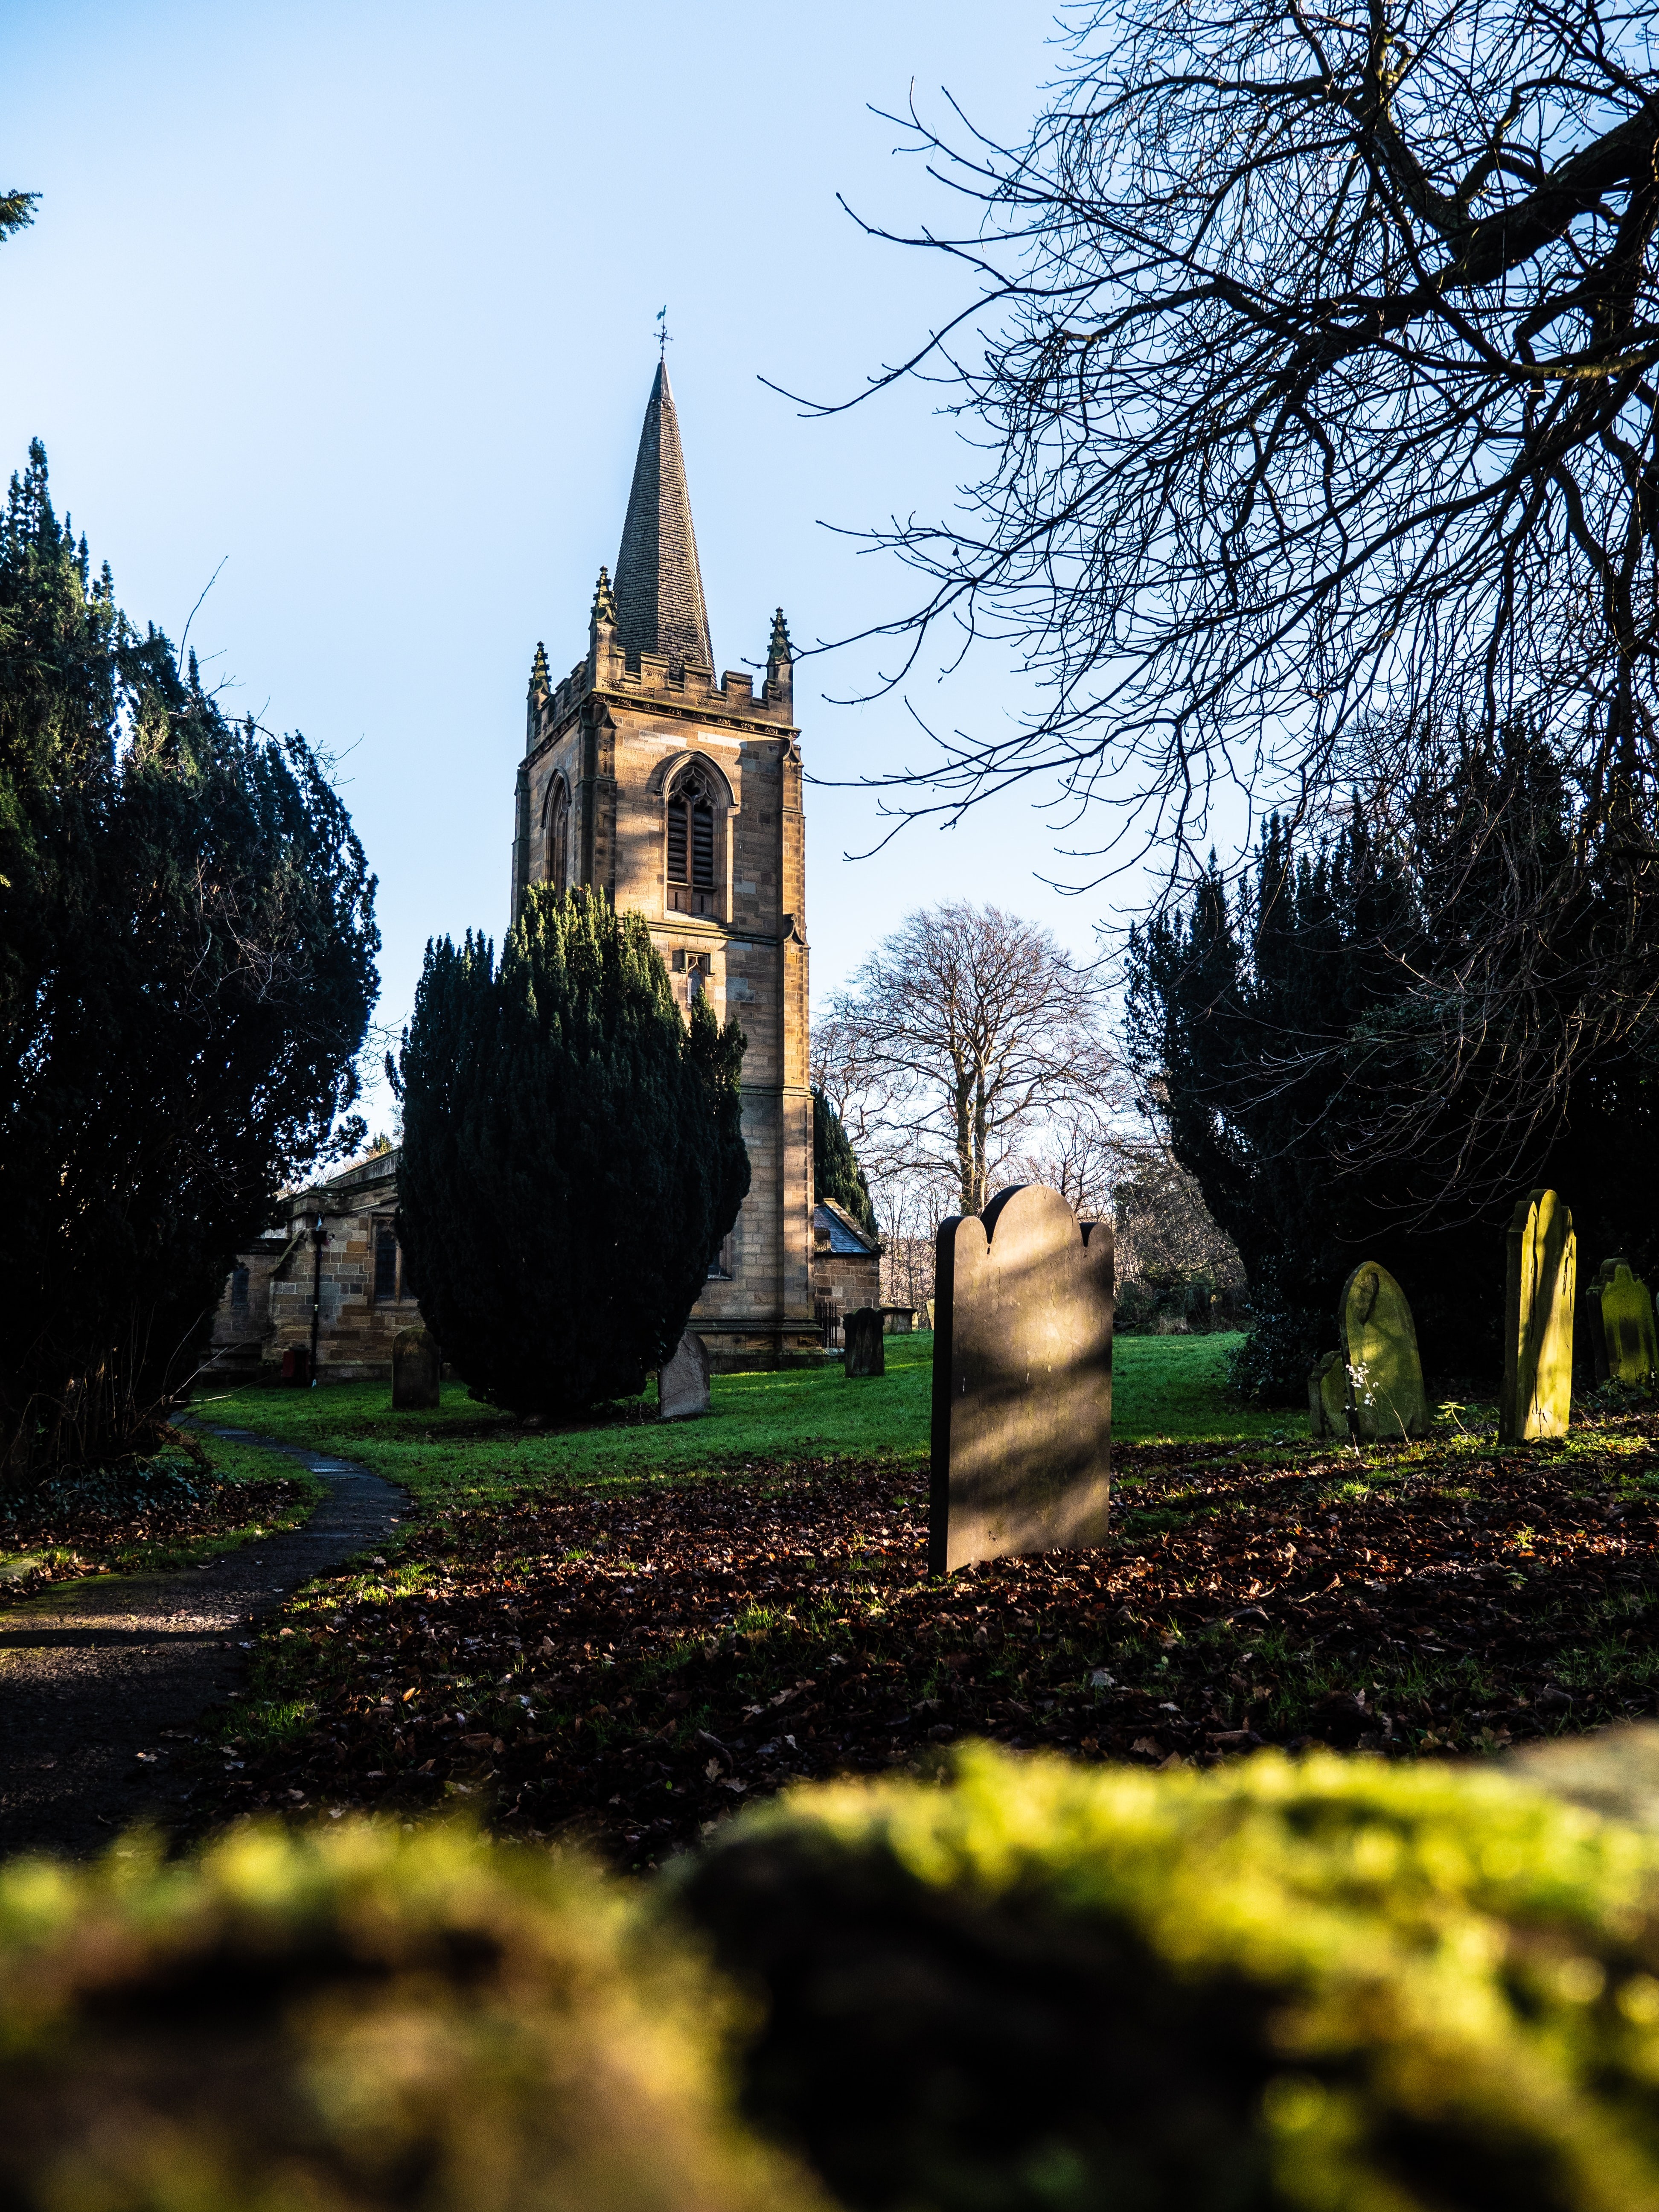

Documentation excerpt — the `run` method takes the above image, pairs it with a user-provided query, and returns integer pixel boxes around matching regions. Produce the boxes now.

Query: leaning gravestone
[1499,1187,1576,1444]
[1308,1350,1348,1440]
[1338,1261,1428,1440]
[929,1184,1113,1576]
[658,1329,711,1420]
[391,1325,439,1411]
[844,1307,885,1378]
[1598,1260,1658,1385]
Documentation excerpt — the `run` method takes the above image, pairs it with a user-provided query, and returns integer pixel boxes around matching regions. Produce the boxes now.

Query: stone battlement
[530,642,793,752]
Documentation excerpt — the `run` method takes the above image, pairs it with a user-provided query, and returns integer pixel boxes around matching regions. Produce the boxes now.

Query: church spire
[612,360,714,674]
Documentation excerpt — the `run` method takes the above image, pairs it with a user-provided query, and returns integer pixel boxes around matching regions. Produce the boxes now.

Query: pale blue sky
[4,1,1122,1121]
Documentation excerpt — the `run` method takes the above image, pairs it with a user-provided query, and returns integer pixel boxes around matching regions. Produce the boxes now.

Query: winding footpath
[0,1430,403,1858]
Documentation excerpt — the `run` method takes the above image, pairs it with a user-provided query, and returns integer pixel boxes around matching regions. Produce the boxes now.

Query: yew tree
[393,886,749,1417]
[0,444,379,1476]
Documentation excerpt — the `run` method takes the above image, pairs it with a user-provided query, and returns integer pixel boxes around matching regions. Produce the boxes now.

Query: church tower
[510,363,820,1369]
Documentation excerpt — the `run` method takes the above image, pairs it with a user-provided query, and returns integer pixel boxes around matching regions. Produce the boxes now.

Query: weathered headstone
[1599,1260,1657,1385]
[1499,1187,1576,1444]
[390,1325,439,1411]
[1585,1279,1611,1384]
[657,1329,711,1420]
[1339,1261,1428,1440]
[844,1307,885,1378]
[929,1184,1113,1575]
[923,1298,936,1331]
[1308,1350,1347,1439]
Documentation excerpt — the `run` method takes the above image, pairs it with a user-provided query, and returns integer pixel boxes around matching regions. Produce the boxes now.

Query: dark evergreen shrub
[395,885,749,1416]
[678,1742,1659,2212]
[812,1087,876,1237]
[0,445,378,1476]
[1126,727,1659,1402]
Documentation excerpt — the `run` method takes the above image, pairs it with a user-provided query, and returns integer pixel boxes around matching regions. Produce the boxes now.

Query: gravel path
[0,1429,403,1859]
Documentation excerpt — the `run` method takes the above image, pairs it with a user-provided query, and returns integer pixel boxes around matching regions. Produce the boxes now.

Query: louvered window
[667,797,689,882]
[691,797,714,887]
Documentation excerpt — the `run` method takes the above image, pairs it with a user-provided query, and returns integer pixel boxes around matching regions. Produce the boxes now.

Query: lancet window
[544,775,571,893]
[666,763,719,914]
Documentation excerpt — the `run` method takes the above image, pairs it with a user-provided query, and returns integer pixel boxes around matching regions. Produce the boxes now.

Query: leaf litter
[178,1433,1659,1868]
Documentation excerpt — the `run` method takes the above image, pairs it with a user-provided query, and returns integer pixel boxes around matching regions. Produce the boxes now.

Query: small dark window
[374,1225,399,1302]
[230,1266,250,1318]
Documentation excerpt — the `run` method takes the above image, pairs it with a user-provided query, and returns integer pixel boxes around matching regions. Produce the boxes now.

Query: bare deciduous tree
[830,2,1659,841]
[797,0,1659,1196]
[820,902,1109,1215]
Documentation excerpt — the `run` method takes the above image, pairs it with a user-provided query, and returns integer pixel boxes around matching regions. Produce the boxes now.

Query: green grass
[193,1331,1282,1511]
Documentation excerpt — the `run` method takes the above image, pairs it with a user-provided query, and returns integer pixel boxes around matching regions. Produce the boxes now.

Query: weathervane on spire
[655,305,671,360]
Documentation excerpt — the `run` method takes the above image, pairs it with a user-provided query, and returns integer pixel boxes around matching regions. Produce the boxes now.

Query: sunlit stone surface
[929,1185,1114,1576]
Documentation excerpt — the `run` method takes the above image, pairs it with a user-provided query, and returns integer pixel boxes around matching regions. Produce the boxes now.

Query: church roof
[613,360,715,674]
[815,1201,879,1255]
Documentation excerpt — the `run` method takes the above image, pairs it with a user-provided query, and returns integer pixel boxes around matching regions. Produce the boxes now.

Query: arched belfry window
[544,776,571,893]
[666,763,719,916]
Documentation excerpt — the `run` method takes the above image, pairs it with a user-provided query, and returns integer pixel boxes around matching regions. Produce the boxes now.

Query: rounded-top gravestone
[1338,1261,1427,1441]
[1599,1260,1657,1385]
[844,1308,885,1379]
[391,1325,440,1412]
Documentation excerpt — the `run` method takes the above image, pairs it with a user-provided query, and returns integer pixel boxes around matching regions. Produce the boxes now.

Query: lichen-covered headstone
[658,1330,711,1420]
[929,1184,1113,1575]
[1598,1260,1657,1385]
[390,1325,439,1411]
[1499,1188,1576,1444]
[1308,1349,1348,1439]
[844,1307,885,1378]
[1338,1261,1428,1441]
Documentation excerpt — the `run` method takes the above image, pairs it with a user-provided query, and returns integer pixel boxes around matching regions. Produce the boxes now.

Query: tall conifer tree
[0,445,379,1474]
[395,886,750,1416]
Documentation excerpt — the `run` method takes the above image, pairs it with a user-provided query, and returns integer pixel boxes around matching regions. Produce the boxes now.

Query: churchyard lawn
[193,1330,1291,1509]
[172,1338,1659,1868]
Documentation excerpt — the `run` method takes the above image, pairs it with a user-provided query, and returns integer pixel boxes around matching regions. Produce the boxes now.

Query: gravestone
[1585,1279,1611,1384]
[1599,1260,1657,1385]
[390,1326,439,1411]
[929,1184,1114,1576]
[1339,1261,1428,1440]
[1499,1188,1576,1444]
[658,1330,711,1420]
[1308,1350,1347,1439]
[844,1307,885,1378]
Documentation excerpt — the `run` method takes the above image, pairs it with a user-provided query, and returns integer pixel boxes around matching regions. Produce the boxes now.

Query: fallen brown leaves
[184,1435,1659,1867]
[0,1468,311,1593]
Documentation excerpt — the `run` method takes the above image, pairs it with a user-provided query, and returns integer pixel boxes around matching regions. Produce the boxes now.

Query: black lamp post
[309,1212,326,1388]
